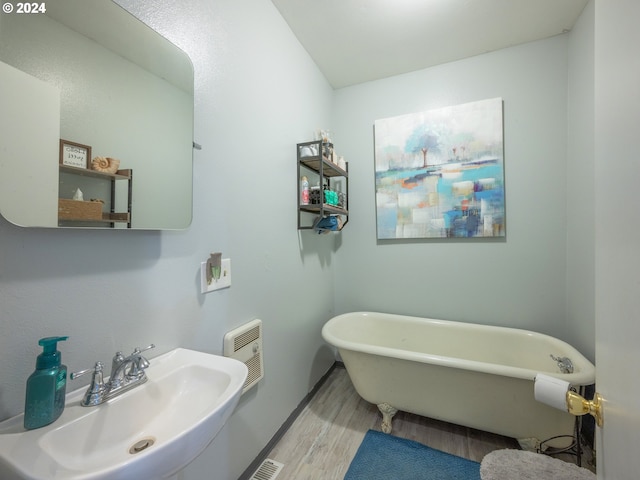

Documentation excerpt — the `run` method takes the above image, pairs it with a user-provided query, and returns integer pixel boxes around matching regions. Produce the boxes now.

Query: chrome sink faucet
[71,344,155,407]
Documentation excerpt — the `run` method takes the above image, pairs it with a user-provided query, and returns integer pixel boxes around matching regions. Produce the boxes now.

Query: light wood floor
[266,365,521,480]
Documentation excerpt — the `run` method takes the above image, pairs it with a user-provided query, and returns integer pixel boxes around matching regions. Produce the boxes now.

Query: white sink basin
[0,348,248,479]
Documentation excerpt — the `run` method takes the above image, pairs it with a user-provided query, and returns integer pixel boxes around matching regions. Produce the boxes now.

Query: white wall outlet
[201,258,231,293]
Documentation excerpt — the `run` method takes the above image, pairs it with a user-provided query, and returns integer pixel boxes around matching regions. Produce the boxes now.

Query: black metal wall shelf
[297,140,348,231]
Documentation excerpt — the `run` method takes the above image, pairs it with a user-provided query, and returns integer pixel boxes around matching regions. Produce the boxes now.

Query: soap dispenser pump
[24,336,69,430]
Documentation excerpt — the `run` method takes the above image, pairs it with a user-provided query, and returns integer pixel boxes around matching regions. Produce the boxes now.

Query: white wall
[331,36,573,341]
[566,1,595,362]
[0,0,335,478]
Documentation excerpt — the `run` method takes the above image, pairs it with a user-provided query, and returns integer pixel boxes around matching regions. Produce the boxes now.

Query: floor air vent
[249,459,283,480]
[224,319,264,393]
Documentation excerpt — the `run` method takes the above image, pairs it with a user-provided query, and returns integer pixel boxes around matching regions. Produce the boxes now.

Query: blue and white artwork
[374,98,505,239]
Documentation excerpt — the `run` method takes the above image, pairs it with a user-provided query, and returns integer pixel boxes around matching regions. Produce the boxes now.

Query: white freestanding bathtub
[322,312,595,446]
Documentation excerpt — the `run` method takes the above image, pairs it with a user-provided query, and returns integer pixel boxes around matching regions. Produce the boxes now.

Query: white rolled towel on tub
[534,373,570,411]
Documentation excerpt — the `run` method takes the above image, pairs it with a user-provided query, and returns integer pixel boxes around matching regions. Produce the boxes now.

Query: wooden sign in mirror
[59,140,91,169]
[0,0,194,229]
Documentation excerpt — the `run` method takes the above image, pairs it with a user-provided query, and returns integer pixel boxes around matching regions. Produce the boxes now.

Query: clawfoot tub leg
[377,403,398,434]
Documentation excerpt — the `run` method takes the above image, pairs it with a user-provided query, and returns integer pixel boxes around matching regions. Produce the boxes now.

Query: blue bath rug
[344,430,481,480]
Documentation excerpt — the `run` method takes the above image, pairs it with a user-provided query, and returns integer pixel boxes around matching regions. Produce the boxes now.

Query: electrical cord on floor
[537,416,582,466]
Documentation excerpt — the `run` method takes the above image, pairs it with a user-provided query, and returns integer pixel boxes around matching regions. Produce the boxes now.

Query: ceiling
[271,0,589,88]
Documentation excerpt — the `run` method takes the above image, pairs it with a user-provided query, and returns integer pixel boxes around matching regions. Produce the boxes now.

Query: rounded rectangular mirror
[0,0,194,229]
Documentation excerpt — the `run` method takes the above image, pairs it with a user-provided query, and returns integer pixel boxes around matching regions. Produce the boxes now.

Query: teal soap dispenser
[24,336,69,430]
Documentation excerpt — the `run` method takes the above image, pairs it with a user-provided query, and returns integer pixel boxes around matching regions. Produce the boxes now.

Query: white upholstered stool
[480,449,596,480]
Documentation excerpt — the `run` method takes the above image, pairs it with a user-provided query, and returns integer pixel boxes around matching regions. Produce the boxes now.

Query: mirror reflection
[0,0,194,229]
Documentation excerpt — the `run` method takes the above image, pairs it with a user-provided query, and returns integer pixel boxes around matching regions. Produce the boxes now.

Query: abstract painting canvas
[374,98,505,239]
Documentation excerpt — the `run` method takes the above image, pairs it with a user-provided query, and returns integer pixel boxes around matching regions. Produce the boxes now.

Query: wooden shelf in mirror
[58,213,130,224]
[59,165,132,180]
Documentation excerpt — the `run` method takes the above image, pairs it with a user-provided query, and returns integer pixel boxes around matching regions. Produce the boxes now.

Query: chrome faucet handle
[550,354,574,374]
[127,358,147,380]
[131,344,155,356]
[71,361,104,383]
[137,355,150,369]
[127,344,154,380]
[71,362,107,406]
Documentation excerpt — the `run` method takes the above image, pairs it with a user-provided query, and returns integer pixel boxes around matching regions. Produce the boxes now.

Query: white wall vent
[224,319,264,394]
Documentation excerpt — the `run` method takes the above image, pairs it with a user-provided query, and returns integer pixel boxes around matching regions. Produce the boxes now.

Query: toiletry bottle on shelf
[301,176,309,205]
[24,336,69,430]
